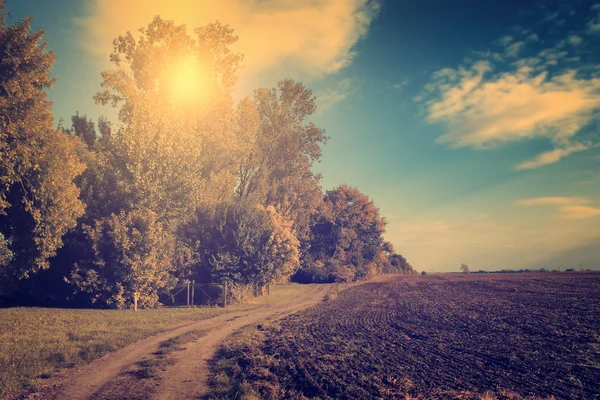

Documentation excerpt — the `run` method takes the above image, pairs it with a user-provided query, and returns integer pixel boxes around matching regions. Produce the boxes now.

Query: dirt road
[25,284,331,400]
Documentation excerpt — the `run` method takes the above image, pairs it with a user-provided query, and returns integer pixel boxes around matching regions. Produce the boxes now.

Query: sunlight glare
[164,56,208,105]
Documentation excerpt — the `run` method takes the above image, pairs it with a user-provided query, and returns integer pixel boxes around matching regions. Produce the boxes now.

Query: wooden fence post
[191,280,195,307]
[223,281,227,308]
[134,292,138,312]
[186,280,190,307]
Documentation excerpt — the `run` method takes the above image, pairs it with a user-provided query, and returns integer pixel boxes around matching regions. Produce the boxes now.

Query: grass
[0,282,317,399]
[136,329,208,380]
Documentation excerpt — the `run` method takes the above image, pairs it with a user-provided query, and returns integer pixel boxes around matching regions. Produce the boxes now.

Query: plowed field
[210,273,600,399]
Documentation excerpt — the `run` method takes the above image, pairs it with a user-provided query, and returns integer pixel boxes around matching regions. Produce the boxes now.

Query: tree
[69,209,177,309]
[461,263,470,274]
[302,185,386,282]
[184,200,300,289]
[65,17,248,304]
[94,16,244,223]
[235,80,327,247]
[388,253,415,274]
[71,112,96,149]
[0,4,85,283]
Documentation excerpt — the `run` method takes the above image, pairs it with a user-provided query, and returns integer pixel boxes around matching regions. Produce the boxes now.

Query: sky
[8,0,600,272]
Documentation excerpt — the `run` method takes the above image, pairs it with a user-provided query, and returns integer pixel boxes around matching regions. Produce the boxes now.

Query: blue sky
[9,0,600,272]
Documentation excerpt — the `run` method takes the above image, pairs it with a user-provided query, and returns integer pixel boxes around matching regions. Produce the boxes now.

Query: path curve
[23,284,331,400]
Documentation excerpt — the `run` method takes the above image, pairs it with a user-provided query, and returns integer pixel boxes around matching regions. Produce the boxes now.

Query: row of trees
[0,6,414,308]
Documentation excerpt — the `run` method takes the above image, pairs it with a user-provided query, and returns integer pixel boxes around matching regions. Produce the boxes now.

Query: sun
[164,56,209,105]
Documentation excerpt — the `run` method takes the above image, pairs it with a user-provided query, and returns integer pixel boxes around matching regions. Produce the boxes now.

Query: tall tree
[236,80,327,247]
[94,16,244,222]
[0,3,85,286]
[68,17,249,307]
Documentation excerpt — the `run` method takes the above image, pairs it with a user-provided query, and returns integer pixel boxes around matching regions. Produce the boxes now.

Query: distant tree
[461,263,471,274]
[421,271,427,276]
[389,253,415,274]
[303,185,386,281]
[69,209,177,309]
[0,4,85,286]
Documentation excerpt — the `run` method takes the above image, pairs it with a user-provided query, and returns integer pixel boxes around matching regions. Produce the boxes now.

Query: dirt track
[23,284,331,400]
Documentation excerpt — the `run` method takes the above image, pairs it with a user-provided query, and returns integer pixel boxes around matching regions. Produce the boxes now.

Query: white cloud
[516,196,600,219]
[424,65,600,149]
[586,7,600,34]
[316,78,355,112]
[392,78,410,90]
[514,142,590,170]
[567,34,583,46]
[76,0,380,90]
[515,197,589,206]
[505,41,526,58]
[559,205,600,219]
[526,33,540,43]
[498,35,514,46]
[419,28,600,169]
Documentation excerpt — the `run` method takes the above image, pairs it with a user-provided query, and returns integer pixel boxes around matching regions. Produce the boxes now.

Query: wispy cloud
[418,12,600,170]
[586,4,600,34]
[76,0,380,90]
[515,142,591,170]
[515,197,588,206]
[516,196,600,219]
[567,34,583,46]
[392,78,410,90]
[559,205,600,219]
[316,78,355,112]
[505,41,525,58]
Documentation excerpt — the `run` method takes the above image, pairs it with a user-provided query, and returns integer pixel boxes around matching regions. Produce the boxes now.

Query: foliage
[461,263,471,274]
[299,185,387,282]
[94,16,244,222]
[184,200,300,289]
[0,232,12,268]
[0,4,85,284]
[69,209,177,309]
[236,79,327,248]
[0,7,413,307]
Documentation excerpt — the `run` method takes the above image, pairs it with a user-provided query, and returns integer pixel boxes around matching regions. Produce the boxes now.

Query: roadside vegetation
[208,273,600,399]
[0,283,314,398]
[0,2,414,312]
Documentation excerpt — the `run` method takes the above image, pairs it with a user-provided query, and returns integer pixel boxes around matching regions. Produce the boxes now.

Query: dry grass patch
[0,282,318,398]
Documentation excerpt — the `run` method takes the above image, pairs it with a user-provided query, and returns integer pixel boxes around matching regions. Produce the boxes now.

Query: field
[0,283,314,399]
[210,273,600,399]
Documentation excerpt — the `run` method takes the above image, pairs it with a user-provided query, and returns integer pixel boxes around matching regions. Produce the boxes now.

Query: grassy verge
[0,282,317,399]
[209,324,277,400]
[136,329,208,380]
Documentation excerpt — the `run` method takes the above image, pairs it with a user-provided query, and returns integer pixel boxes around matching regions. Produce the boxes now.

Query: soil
[211,273,600,399]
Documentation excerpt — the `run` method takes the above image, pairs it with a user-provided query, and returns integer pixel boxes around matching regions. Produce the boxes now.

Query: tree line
[0,6,414,308]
